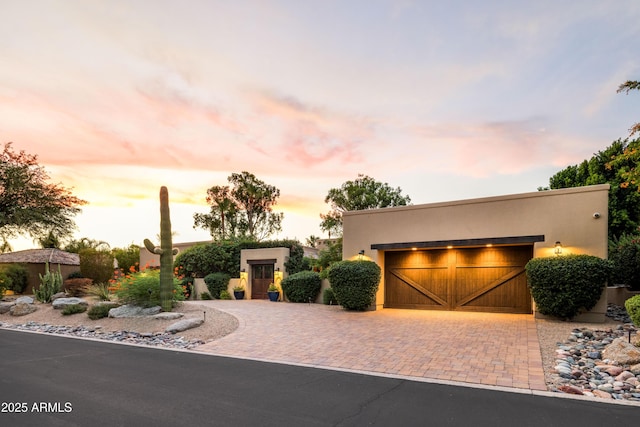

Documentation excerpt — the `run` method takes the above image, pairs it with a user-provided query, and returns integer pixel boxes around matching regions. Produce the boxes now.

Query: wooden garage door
[384,246,532,313]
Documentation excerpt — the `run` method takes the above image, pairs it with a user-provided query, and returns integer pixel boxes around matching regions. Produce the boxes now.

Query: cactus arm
[143,238,163,255]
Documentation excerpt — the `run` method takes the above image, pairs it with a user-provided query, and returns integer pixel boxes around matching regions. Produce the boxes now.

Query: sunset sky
[2,0,639,251]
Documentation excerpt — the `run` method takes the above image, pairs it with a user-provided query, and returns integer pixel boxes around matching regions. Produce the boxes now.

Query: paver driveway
[193,300,547,391]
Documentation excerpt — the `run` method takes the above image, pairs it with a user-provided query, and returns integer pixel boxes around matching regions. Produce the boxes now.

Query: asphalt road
[1,329,638,426]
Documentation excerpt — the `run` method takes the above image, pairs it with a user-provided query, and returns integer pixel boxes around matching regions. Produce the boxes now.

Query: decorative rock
[153,312,184,320]
[630,364,640,375]
[557,385,583,395]
[16,296,34,304]
[616,371,635,382]
[51,292,67,302]
[0,301,15,314]
[108,305,162,318]
[52,297,88,310]
[603,366,624,376]
[592,390,613,399]
[602,338,640,365]
[165,318,204,334]
[10,302,37,316]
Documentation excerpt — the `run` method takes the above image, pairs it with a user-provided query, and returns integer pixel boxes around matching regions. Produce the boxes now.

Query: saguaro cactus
[144,186,178,312]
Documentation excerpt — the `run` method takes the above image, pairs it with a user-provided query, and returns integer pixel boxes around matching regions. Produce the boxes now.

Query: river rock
[51,292,67,302]
[52,297,88,309]
[165,318,204,334]
[592,389,613,399]
[10,302,37,316]
[16,296,34,304]
[153,312,184,320]
[108,304,162,318]
[602,338,640,365]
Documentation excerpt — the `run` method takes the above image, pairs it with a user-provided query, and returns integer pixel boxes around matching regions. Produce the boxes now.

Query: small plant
[62,304,87,316]
[115,269,184,308]
[87,303,119,320]
[219,290,232,300]
[626,295,640,327]
[85,283,111,301]
[0,264,28,293]
[204,272,231,299]
[200,292,212,300]
[34,262,63,303]
[328,260,381,311]
[64,278,93,297]
[281,271,321,303]
[268,283,279,292]
[233,285,245,292]
[323,287,338,305]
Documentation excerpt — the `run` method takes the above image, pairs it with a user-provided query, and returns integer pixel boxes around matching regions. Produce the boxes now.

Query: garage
[384,245,533,313]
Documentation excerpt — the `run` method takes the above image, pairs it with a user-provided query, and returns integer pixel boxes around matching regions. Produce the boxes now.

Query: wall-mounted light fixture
[554,241,563,255]
[358,249,365,260]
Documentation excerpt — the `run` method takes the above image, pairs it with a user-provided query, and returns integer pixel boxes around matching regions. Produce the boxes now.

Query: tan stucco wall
[240,247,290,299]
[342,185,610,320]
[139,240,210,268]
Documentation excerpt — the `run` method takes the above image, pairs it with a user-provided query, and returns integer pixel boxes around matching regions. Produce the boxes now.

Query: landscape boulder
[602,338,640,365]
[108,305,162,318]
[52,297,88,310]
[0,301,15,314]
[16,296,34,305]
[10,302,37,316]
[153,312,184,320]
[165,318,204,334]
[51,292,67,302]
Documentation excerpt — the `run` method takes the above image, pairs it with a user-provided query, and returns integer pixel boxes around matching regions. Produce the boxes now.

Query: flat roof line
[371,235,545,250]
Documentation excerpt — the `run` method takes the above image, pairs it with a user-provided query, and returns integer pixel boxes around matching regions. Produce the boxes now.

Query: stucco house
[0,248,80,294]
[342,184,610,322]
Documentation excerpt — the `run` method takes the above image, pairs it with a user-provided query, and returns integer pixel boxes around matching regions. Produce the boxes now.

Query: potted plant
[267,283,280,302]
[233,285,245,300]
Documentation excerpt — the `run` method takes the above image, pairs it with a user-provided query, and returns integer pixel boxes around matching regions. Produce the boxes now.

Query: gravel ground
[0,296,631,391]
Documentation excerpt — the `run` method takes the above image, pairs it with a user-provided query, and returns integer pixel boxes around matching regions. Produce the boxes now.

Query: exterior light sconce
[554,241,563,256]
[358,250,365,260]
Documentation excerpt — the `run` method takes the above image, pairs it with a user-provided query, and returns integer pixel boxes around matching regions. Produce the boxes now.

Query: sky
[1,0,639,251]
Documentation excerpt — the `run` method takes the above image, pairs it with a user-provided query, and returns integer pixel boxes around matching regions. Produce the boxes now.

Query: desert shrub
[281,271,321,303]
[115,269,184,308]
[328,260,381,311]
[525,255,611,319]
[87,303,120,320]
[323,287,338,305]
[609,233,640,290]
[204,273,230,299]
[200,292,212,300]
[0,270,12,296]
[80,248,115,284]
[85,283,111,301]
[0,264,28,293]
[64,278,93,297]
[67,270,84,279]
[62,304,87,316]
[625,295,640,327]
[34,262,63,303]
[219,290,232,300]
[112,244,140,274]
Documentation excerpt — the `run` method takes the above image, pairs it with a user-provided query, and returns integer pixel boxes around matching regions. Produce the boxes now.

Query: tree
[112,244,140,273]
[320,174,412,236]
[618,80,640,137]
[193,171,284,241]
[193,185,239,241]
[542,138,640,239]
[305,235,321,248]
[0,143,86,244]
[63,237,110,253]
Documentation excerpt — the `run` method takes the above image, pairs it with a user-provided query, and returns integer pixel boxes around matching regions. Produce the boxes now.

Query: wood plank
[389,268,449,307]
[454,267,525,307]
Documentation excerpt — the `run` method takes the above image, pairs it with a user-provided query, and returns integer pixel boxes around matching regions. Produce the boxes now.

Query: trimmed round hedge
[625,295,640,327]
[328,260,381,311]
[525,254,611,319]
[281,271,321,303]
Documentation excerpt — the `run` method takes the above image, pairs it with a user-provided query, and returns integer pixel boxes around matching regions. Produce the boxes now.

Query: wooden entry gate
[384,246,533,313]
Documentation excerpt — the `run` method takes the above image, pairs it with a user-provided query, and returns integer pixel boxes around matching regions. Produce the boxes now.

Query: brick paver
[193,300,547,391]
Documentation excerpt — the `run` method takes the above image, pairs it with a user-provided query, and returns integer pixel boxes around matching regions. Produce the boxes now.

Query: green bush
[115,269,184,308]
[328,260,381,311]
[281,271,321,303]
[0,264,28,293]
[85,283,111,301]
[0,270,12,297]
[87,303,120,320]
[609,233,640,290]
[67,270,84,279]
[219,290,232,300]
[625,295,640,327]
[34,262,63,303]
[63,278,93,297]
[62,304,87,316]
[204,273,230,299]
[323,287,338,305]
[112,244,140,274]
[80,248,115,284]
[525,255,611,319]
[200,292,212,300]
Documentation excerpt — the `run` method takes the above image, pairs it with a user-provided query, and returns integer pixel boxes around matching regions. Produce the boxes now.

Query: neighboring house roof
[0,249,80,265]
